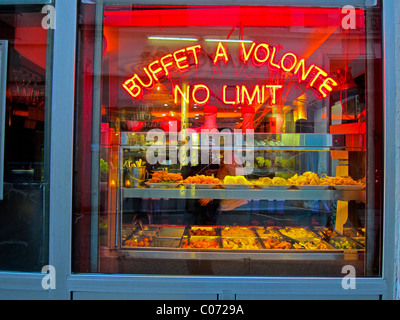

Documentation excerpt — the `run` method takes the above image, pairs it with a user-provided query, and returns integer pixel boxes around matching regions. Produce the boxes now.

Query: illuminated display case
[73,3,383,278]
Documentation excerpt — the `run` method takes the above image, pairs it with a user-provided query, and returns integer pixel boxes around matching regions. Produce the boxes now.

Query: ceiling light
[204,38,253,43]
[148,36,198,41]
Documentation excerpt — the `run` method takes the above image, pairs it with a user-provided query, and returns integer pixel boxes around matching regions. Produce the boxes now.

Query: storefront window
[0,4,52,272]
[73,2,383,276]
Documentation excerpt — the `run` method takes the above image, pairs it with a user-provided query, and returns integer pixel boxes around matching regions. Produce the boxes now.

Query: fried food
[222,238,261,250]
[287,171,320,185]
[223,175,252,185]
[319,174,364,186]
[271,177,287,185]
[293,239,329,250]
[147,171,183,183]
[252,177,273,185]
[124,237,153,247]
[262,238,292,249]
[189,228,217,236]
[256,227,282,238]
[181,238,219,249]
[279,227,316,238]
[183,174,220,184]
[221,226,255,237]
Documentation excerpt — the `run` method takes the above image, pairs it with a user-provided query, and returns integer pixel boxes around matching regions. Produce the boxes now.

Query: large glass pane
[73,2,383,277]
[0,4,52,272]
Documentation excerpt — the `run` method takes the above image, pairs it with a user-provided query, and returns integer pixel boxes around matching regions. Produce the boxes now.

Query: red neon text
[175,84,282,106]
[123,42,338,102]
[123,44,201,98]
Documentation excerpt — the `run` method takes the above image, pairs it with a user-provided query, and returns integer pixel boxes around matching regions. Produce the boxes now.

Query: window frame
[0,0,397,300]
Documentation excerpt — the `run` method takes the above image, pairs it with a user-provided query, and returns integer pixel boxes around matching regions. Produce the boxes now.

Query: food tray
[327,237,364,250]
[343,227,365,237]
[221,226,256,237]
[188,226,219,237]
[254,227,283,239]
[279,227,317,239]
[150,237,181,248]
[123,235,154,248]
[290,237,335,250]
[158,226,186,238]
[352,237,365,246]
[260,237,293,250]
[181,237,221,249]
[221,237,263,250]
[313,227,340,239]
[134,225,161,237]
[145,182,182,188]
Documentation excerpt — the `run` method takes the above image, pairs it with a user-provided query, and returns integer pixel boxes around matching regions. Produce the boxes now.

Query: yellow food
[319,174,363,186]
[279,227,315,238]
[252,177,273,185]
[222,238,260,250]
[287,172,320,185]
[183,175,220,184]
[271,177,287,185]
[221,226,255,237]
[147,171,183,183]
[262,238,292,249]
[223,175,251,185]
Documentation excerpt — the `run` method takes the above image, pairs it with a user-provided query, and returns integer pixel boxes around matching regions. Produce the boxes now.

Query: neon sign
[122,42,338,104]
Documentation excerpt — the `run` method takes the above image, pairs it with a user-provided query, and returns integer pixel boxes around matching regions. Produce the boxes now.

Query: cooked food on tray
[293,239,330,250]
[279,227,316,238]
[183,174,220,184]
[181,238,219,249]
[189,228,217,236]
[147,170,183,183]
[222,238,261,250]
[262,238,292,249]
[221,226,255,237]
[124,237,153,247]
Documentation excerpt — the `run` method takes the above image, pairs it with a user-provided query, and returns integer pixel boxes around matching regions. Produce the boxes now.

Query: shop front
[0,0,398,300]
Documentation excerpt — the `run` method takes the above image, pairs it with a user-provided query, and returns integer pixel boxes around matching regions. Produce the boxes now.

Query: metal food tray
[326,237,364,251]
[313,227,365,250]
[187,226,220,237]
[122,235,155,248]
[221,237,264,250]
[150,237,182,248]
[313,226,341,239]
[352,237,365,246]
[220,226,256,238]
[343,227,365,237]
[254,226,284,239]
[259,237,294,250]
[135,225,161,237]
[158,226,186,238]
[279,226,317,239]
[180,236,221,249]
[289,237,336,251]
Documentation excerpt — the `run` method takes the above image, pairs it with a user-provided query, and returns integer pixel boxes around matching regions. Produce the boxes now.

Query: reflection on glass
[73,4,382,277]
[0,6,51,272]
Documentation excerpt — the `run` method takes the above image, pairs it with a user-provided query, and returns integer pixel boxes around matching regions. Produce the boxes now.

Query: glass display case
[73,2,383,278]
[99,129,367,276]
